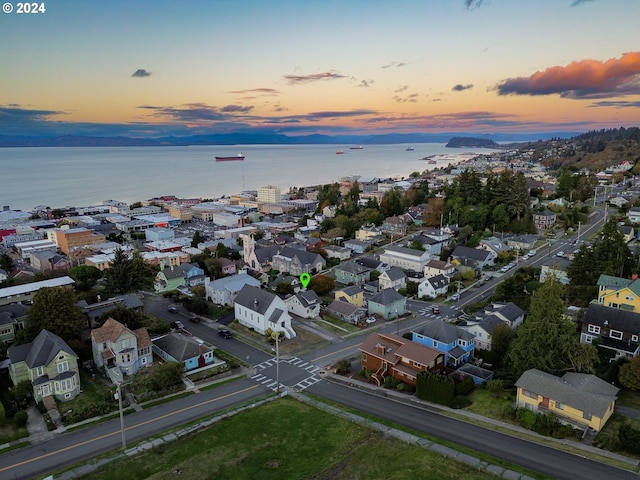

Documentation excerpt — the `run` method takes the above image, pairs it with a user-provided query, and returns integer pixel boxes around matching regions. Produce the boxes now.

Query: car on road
[171,320,185,330]
[167,304,178,313]
[188,314,200,323]
[218,329,233,339]
[432,306,440,314]
[451,293,459,301]
[366,316,377,324]
[529,250,537,256]
[500,265,509,273]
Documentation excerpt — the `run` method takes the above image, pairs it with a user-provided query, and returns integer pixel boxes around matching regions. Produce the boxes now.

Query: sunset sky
[1,0,639,138]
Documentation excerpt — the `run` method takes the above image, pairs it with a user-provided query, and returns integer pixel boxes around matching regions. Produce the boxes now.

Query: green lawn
[78,397,503,480]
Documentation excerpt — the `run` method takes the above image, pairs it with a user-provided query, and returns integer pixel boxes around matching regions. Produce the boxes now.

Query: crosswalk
[250,356,322,392]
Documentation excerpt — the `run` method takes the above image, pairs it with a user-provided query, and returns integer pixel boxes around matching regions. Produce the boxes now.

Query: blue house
[152,332,217,372]
[412,319,475,367]
[181,262,206,287]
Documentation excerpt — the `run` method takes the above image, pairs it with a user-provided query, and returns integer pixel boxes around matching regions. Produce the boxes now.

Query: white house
[234,285,296,338]
[628,207,640,224]
[379,245,431,273]
[285,290,322,319]
[378,267,407,291]
[90,318,153,377]
[418,274,450,299]
[458,302,525,351]
[205,272,261,306]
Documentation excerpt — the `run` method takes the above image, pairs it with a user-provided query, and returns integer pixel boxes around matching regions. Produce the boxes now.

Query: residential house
[423,259,455,279]
[344,239,373,254]
[8,329,81,403]
[269,274,302,293]
[459,302,524,351]
[506,235,538,251]
[334,261,371,286]
[418,274,450,299]
[382,215,408,237]
[378,267,407,291]
[90,318,153,376]
[404,205,425,226]
[580,303,640,360]
[234,285,296,338]
[379,245,431,273]
[449,246,495,270]
[78,293,144,328]
[334,285,365,307]
[407,231,448,256]
[609,196,629,208]
[0,268,7,282]
[323,245,352,260]
[540,264,570,285]
[324,299,367,324]
[533,210,557,231]
[271,246,326,276]
[153,333,217,371]
[515,369,618,432]
[180,263,206,287]
[154,266,186,293]
[30,250,71,273]
[367,288,407,320]
[412,319,475,367]
[355,224,385,243]
[286,290,322,319]
[478,237,510,258]
[205,272,261,306]
[628,207,640,224]
[596,274,640,312]
[620,225,635,243]
[0,304,27,344]
[359,332,445,387]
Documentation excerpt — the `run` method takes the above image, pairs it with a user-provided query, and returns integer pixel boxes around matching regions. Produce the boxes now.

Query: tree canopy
[21,286,85,343]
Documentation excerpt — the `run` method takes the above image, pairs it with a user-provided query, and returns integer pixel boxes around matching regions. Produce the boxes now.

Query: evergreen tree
[191,230,204,248]
[21,286,85,343]
[103,247,133,295]
[508,277,598,377]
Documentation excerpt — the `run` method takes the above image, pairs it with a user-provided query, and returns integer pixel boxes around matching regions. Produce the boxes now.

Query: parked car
[529,250,537,256]
[167,304,178,313]
[451,293,459,301]
[218,329,233,339]
[171,320,185,330]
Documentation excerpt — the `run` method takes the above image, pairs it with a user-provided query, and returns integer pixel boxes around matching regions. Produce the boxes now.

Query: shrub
[0,401,4,426]
[455,376,475,396]
[396,382,406,392]
[619,424,640,453]
[449,395,473,409]
[486,379,504,398]
[13,410,28,427]
[516,408,537,430]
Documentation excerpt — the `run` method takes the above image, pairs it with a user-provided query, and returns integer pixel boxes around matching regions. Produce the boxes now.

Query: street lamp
[271,330,282,394]
[114,382,126,451]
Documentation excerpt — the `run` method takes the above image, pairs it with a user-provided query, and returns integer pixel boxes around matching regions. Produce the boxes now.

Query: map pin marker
[300,272,311,289]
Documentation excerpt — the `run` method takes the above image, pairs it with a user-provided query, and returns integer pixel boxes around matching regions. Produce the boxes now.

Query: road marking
[0,385,261,474]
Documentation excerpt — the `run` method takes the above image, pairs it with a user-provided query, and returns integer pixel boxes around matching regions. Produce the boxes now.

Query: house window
[608,302,619,309]
[555,402,564,410]
[122,338,130,348]
[141,357,147,365]
[433,341,438,348]
[626,295,634,301]
[36,366,44,377]
[588,325,601,334]
[102,342,107,349]
[583,412,592,421]
[610,330,623,340]
[57,361,69,373]
[362,353,367,361]
[523,389,537,400]
[633,335,639,343]
[584,335,593,343]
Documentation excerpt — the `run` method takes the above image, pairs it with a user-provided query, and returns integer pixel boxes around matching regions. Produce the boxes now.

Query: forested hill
[445,137,500,148]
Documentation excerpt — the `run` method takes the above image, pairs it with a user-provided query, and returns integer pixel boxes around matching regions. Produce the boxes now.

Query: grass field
[78,397,503,480]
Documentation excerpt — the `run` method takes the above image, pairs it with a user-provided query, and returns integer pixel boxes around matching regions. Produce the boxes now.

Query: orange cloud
[496,52,640,99]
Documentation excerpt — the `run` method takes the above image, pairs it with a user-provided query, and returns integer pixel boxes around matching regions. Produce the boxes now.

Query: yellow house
[515,369,618,432]
[597,274,640,313]
[334,285,364,307]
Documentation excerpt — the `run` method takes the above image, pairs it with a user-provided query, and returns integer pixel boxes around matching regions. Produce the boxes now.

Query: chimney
[633,274,639,281]
[376,344,386,355]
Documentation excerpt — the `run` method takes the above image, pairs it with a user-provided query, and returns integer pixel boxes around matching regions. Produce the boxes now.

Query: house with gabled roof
[580,303,640,360]
[382,215,408,236]
[90,318,153,377]
[412,319,475,367]
[152,332,217,371]
[533,210,557,231]
[418,274,449,299]
[355,224,385,243]
[334,285,365,307]
[344,238,374,254]
[324,299,366,324]
[286,289,322,318]
[205,272,261,306]
[458,302,524,351]
[234,285,295,338]
[367,288,406,320]
[378,267,407,291]
[515,369,618,432]
[628,207,640,224]
[180,262,206,286]
[423,259,455,279]
[271,246,325,276]
[335,261,371,286]
[0,303,27,344]
[478,236,510,258]
[596,273,640,313]
[506,235,538,251]
[359,332,445,387]
[8,329,81,403]
[78,293,144,328]
[449,246,495,270]
[154,265,186,293]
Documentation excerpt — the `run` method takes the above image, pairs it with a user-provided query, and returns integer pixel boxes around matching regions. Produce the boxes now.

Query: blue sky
[1,0,639,138]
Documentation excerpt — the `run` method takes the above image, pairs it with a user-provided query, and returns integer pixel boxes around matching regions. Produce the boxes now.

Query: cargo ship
[215,153,245,162]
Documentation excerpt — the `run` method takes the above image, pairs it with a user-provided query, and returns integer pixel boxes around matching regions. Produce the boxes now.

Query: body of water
[1,143,499,211]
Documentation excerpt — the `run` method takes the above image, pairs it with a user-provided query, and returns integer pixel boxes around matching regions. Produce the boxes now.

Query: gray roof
[369,288,405,306]
[295,289,321,307]
[415,318,475,344]
[337,261,370,275]
[160,266,185,280]
[515,369,618,419]
[208,272,261,293]
[384,245,426,258]
[382,267,406,282]
[582,303,640,334]
[326,299,364,317]
[336,285,362,297]
[425,274,449,289]
[77,293,144,320]
[451,246,491,262]
[483,302,524,325]
[8,329,78,368]
[234,285,278,314]
[153,333,212,362]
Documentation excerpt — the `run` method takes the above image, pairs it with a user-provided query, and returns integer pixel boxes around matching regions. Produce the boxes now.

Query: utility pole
[116,382,126,451]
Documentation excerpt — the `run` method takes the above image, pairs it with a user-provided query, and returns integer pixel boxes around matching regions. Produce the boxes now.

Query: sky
[1,0,639,139]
